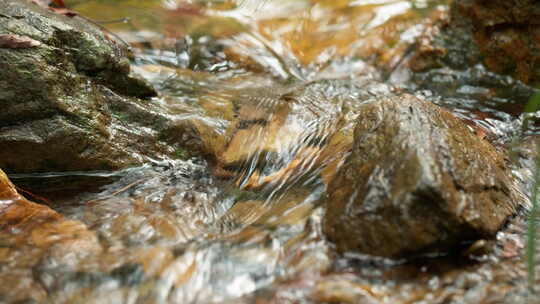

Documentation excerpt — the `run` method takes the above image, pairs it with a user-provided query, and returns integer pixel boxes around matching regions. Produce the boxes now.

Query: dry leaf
[31,0,77,17]
[50,7,78,17]
[0,34,41,49]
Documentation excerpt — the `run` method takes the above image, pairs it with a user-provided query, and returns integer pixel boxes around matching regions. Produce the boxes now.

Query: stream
[3,0,540,303]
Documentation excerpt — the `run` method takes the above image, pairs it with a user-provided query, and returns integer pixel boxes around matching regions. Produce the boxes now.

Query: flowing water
[3,0,540,303]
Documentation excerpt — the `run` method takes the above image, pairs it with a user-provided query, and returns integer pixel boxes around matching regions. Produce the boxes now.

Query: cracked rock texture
[324,94,522,258]
[0,0,203,173]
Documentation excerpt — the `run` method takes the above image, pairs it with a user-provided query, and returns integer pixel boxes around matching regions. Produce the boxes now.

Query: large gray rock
[324,94,522,258]
[0,0,202,173]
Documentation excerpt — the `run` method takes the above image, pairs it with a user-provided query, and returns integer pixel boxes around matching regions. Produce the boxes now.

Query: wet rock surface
[324,94,521,258]
[0,0,206,173]
[0,169,101,303]
[1,0,539,302]
[405,0,540,85]
[209,79,394,191]
[456,0,540,84]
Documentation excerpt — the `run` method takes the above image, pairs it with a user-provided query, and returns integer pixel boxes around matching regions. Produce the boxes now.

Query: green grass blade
[526,92,540,293]
[527,149,540,292]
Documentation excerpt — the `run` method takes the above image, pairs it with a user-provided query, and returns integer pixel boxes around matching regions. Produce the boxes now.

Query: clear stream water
[3,0,540,303]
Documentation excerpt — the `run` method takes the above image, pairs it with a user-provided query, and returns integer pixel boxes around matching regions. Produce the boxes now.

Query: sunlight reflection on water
[2,0,538,302]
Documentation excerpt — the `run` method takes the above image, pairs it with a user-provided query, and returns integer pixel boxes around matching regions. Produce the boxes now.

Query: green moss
[173,148,190,160]
[113,111,130,122]
[67,114,92,130]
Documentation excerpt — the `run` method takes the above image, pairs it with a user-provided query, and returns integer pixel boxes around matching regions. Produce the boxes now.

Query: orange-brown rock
[0,169,101,302]
[455,0,540,83]
[0,169,61,233]
[324,94,522,258]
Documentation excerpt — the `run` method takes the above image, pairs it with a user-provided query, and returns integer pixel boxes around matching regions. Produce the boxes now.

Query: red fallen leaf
[50,7,78,17]
[31,0,76,17]
[0,34,41,49]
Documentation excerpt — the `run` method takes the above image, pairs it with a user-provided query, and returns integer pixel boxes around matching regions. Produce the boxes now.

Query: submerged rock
[0,168,61,230]
[0,168,99,250]
[0,169,101,302]
[324,94,521,258]
[205,79,395,192]
[0,0,205,173]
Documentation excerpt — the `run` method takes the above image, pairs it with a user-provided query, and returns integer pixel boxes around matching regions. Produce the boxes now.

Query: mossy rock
[0,0,206,173]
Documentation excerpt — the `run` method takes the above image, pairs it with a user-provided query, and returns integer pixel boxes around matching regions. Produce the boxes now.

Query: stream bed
[3,0,540,303]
